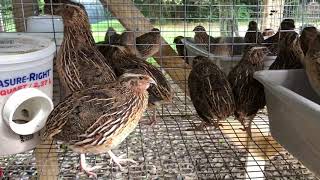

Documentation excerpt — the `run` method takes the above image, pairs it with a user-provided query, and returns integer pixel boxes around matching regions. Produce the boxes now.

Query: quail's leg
[239,117,254,137]
[0,166,3,178]
[108,150,138,170]
[80,154,102,178]
[141,108,157,126]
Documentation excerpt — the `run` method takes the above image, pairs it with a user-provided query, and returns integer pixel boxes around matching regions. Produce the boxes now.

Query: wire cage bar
[0,0,320,179]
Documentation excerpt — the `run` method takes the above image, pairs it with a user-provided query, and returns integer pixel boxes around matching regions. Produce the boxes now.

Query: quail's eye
[139,76,144,80]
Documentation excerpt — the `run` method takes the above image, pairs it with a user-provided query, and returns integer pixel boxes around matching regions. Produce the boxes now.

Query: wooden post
[261,0,284,31]
[99,0,190,94]
[12,0,39,32]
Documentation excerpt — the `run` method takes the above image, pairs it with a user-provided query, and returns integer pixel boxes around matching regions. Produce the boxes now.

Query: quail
[188,56,234,130]
[244,21,264,50]
[304,31,320,97]
[173,36,188,63]
[135,28,161,59]
[300,26,318,56]
[269,31,304,70]
[264,19,296,55]
[55,3,116,98]
[193,25,217,53]
[42,72,156,177]
[98,45,172,125]
[228,46,269,136]
[104,27,121,45]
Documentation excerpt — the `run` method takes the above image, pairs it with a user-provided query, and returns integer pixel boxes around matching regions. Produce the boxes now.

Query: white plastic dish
[254,69,320,177]
[182,38,276,74]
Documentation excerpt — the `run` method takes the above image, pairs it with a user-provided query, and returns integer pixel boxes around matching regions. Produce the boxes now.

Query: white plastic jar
[0,33,55,155]
[26,15,64,51]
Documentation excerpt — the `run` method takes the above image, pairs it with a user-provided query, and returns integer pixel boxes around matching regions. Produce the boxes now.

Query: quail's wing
[202,65,234,115]
[42,85,117,142]
[228,63,251,99]
[188,68,213,123]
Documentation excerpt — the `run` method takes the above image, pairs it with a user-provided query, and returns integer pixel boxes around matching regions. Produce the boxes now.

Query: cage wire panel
[0,0,320,179]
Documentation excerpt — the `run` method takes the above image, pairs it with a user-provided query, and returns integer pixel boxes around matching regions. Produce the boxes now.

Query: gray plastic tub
[254,69,320,177]
[182,38,276,74]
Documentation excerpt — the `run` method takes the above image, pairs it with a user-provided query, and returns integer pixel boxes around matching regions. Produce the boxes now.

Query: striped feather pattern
[56,5,116,98]
[269,32,304,70]
[188,57,234,126]
[228,47,267,125]
[42,81,148,154]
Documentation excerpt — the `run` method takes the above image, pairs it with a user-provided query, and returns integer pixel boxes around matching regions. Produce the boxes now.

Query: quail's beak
[149,78,157,85]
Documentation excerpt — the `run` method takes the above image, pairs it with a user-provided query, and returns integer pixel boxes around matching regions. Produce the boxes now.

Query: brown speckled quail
[264,19,295,55]
[300,26,318,56]
[244,21,264,45]
[135,28,161,59]
[304,31,320,97]
[193,25,217,53]
[228,46,269,136]
[173,36,186,57]
[188,56,234,130]
[104,27,121,45]
[55,4,116,98]
[98,45,172,125]
[193,25,243,56]
[42,72,156,178]
[117,31,140,56]
[269,31,304,70]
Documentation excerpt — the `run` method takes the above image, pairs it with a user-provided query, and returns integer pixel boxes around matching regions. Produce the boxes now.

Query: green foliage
[38,0,45,14]
[237,5,254,20]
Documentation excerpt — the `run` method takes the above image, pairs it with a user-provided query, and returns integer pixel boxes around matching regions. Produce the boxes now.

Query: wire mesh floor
[0,73,319,180]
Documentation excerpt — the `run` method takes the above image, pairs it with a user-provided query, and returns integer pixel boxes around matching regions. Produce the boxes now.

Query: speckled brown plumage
[304,31,320,97]
[264,19,296,55]
[300,26,318,56]
[55,4,116,98]
[188,56,234,129]
[269,31,304,70]
[42,72,154,177]
[193,25,218,53]
[98,45,172,125]
[135,28,161,59]
[228,46,269,136]
[117,31,140,56]
[244,21,264,45]
[193,25,244,56]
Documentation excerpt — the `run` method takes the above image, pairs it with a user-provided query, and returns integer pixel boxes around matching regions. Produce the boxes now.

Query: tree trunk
[261,0,284,31]
[219,0,239,37]
[12,0,39,32]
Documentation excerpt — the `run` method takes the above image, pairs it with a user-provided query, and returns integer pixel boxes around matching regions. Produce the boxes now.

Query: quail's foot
[80,154,102,179]
[108,150,138,170]
[141,109,157,126]
[240,126,252,137]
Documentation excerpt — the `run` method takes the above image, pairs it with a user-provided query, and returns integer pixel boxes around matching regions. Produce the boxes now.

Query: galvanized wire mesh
[0,0,320,179]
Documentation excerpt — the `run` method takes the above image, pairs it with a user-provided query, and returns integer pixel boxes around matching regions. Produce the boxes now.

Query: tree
[219,0,239,37]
